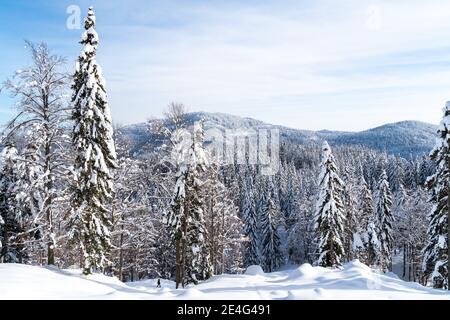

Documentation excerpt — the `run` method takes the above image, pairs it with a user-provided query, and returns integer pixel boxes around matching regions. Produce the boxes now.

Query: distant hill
[324,121,437,158]
[118,112,438,158]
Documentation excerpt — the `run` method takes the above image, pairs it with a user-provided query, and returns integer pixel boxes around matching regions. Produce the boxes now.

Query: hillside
[118,112,438,158]
[325,121,438,158]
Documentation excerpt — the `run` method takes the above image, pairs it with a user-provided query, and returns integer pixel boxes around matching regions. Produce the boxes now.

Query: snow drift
[1,260,449,300]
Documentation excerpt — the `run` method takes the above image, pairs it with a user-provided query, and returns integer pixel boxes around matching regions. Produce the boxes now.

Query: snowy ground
[1,260,449,300]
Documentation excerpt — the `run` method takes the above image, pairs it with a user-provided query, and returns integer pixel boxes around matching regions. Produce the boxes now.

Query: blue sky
[0,0,449,131]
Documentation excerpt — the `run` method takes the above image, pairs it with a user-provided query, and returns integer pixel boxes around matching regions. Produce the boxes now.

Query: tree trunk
[175,238,181,289]
[346,226,352,263]
[210,197,215,274]
[408,247,412,281]
[79,247,83,269]
[131,266,134,282]
[221,208,226,275]
[402,243,406,279]
[181,226,187,288]
[45,184,55,265]
[47,242,55,265]
[175,192,188,289]
[180,199,190,288]
[118,229,124,281]
[175,209,188,289]
[1,212,7,263]
[44,93,55,266]
[45,188,55,265]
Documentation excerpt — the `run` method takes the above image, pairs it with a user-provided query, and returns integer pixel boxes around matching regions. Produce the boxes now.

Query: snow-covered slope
[1,261,449,300]
[326,120,437,157]
[119,112,437,158]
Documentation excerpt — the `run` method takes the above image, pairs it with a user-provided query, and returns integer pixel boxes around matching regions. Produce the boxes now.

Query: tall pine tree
[375,170,394,272]
[358,177,374,233]
[364,219,380,267]
[69,7,117,275]
[314,142,345,268]
[242,173,260,267]
[260,182,283,272]
[185,121,212,284]
[423,101,450,289]
[165,120,212,287]
[0,146,22,263]
[342,165,358,262]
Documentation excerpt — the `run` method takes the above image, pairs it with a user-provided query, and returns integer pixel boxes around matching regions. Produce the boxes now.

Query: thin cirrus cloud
[0,0,449,131]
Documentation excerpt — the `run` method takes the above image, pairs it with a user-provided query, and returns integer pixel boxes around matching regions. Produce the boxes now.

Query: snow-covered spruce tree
[185,121,212,284]
[204,163,223,274]
[159,103,189,288]
[280,161,298,230]
[69,7,117,275]
[342,165,358,262]
[165,119,212,287]
[0,145,25,263]
[390,158,405,193]
[364,219,380,267]
[289,169,317,265]
[419,156,434,187]
[374,170,394,272]
[423,101,450,289]
[165,130,188,288]
[355,177,375,263]
[358,177,374,233]
[314,141,346,268]
[241,174,260,267]
[2,41,70,265]
[405,159,420,190]
[286,174,310,265]
[259,185,283,272]
[392,182,409,277]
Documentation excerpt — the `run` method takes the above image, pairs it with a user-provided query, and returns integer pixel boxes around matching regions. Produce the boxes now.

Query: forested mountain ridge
[119,112,437,158]
[325,120,437,157]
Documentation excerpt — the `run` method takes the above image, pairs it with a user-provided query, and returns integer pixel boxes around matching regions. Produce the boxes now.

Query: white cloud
[89,0,450,130]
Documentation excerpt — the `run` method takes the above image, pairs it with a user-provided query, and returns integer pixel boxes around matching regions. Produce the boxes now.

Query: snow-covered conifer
[165,118,213,287]
[0,146,24,263]
[241,174,260,267]
[260,186,283,272]
[358,177,374,232]
[185,121,212,284]
[374,170,394,272]
[69,7,117,275]
[342,165,358,262]
[286,171,316,265]
[364,219,380,266]
[280,162,298,229]
[314,142,346,267]
[423,101,450,289]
